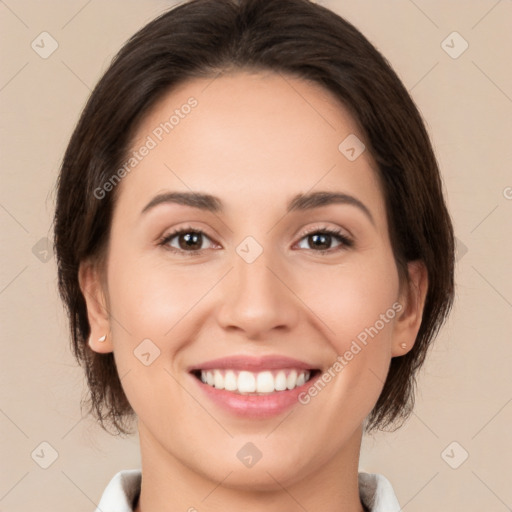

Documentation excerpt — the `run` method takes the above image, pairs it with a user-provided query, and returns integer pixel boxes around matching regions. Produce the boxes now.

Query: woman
[53,0,455,510]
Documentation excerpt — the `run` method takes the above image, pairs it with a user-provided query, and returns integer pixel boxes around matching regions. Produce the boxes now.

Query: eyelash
[157,224,354,256]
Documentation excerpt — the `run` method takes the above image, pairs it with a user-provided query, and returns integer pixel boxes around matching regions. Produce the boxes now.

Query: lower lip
[191,372,320,419]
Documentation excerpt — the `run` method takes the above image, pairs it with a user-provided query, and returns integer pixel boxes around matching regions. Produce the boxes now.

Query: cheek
[323,290,399,359]
[104,255,209,417]
[301,252,400,346]
[297,266,400,428]
[107,251,214,338]
[298,250,401,415]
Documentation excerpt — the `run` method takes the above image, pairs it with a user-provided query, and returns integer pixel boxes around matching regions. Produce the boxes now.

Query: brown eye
[159,228,215,254]
[296,228,353,253]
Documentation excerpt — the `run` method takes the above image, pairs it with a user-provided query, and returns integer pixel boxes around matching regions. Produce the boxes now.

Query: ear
[391,260,428,357]
[78,260,113,354]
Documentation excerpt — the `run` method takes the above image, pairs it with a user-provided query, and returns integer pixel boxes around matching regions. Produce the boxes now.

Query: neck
[134,422,367,512]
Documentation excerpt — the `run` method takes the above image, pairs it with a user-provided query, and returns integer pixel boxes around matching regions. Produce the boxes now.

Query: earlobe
[78,261,113,354]
[391,260,428,357]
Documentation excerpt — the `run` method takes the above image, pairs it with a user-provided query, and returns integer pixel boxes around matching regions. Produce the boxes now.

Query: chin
[212,464,307,492]
[189,447,314,492]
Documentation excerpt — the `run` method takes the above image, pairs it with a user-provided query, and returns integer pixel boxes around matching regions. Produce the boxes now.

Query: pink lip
[188,355,317,372]
[188,355,321,419]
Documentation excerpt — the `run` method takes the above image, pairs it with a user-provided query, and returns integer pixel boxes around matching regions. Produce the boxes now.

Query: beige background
[1,0,511,510]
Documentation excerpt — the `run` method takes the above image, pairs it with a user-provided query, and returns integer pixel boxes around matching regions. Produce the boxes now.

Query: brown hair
[53,0,455,435]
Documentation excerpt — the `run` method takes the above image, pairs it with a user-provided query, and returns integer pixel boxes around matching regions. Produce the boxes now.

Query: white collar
[95,469,401,511]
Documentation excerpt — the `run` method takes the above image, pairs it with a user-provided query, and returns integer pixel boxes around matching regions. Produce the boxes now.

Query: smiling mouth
[191,368,320,395]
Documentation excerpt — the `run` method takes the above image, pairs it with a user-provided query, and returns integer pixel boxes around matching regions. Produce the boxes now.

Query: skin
[80,70,428,512]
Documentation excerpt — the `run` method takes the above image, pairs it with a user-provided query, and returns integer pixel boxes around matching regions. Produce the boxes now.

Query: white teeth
[238,371,256,393]
[286,370,297,390]
[275,371,287,391]
[224,370,237,391]
[256,371,274,393]
[213,371,224,389]
[198,369,312,394]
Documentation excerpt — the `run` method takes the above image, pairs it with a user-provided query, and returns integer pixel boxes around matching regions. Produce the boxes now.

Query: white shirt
[94,469,401,511]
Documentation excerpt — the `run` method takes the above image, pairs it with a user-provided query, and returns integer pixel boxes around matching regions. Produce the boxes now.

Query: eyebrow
[141,190,374,225]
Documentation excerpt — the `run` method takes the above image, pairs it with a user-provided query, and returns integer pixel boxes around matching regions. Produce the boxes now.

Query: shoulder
[358,471,401,512]
[94,469,142,512]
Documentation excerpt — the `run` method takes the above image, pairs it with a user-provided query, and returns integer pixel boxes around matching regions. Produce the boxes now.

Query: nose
[216,247,300,340]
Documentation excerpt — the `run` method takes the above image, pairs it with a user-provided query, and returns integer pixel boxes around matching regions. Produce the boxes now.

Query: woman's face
[84,71,423,489]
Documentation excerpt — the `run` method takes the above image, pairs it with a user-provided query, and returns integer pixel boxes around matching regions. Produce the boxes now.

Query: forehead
[114,70,385,222]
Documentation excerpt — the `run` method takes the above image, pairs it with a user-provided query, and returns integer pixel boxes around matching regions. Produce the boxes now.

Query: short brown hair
[53,0,455,435]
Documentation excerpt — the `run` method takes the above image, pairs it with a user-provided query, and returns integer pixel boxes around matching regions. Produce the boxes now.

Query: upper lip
[188,355,318,372]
